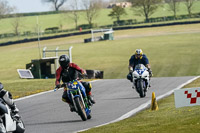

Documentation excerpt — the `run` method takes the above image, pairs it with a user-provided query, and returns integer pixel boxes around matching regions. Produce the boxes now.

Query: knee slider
[62,98,67,102]
[88,82,92,89]
[127,73,132,80]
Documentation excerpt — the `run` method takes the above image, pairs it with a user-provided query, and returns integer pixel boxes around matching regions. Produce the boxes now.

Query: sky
[7,0,111,13]
[8,0,51,13]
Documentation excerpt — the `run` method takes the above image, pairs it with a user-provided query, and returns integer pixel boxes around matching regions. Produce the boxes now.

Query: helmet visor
[60,61,69,68]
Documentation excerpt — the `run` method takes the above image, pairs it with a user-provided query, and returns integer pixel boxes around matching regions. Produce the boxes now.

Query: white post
[91,29,94,42]
[55,47,59,57]
[37,16,42,59]
[56,47,59,69]
[69,46,73,63]
[43,47,47,58]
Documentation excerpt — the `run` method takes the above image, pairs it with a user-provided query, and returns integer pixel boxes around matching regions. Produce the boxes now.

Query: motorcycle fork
[78,88,86,108]
[136,78,144,90]
[70,93,77,111]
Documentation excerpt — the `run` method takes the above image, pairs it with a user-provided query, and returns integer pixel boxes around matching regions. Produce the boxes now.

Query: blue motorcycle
[65,80,92,121]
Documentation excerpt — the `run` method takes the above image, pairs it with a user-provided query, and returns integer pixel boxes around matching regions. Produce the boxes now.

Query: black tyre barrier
[0,30,90,46]
[84,38,92,43]
[86,70,104,79]
[1,20,200,46]
[113,20,200,31]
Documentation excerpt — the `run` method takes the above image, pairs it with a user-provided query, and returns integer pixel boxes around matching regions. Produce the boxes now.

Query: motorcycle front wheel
[0,122,6,133]
[138,80,146,98]
[74,97,87,121]
[14,119,25,133]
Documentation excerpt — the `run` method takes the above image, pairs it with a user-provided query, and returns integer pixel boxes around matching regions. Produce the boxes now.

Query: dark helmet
[59,55,70,68]
[0,82,4,91]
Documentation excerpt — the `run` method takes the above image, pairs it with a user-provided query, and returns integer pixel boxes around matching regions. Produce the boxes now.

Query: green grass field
[0,23,200,96]
[0,1,200,34]
[0,18,200,133]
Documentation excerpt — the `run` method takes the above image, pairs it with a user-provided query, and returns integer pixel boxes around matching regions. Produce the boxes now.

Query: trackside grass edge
[80,78,200,133]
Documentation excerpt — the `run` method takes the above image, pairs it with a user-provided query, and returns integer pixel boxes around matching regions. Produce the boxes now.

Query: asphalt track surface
[15,76,196,133]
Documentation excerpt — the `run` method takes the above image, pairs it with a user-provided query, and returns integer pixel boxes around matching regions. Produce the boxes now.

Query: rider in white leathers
[0,82,19,118]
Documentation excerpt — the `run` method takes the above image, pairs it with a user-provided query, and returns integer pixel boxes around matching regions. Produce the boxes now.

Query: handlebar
[54,83,67,92]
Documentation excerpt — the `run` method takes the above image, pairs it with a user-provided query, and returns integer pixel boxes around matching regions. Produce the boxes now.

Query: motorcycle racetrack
[15,76,196,133]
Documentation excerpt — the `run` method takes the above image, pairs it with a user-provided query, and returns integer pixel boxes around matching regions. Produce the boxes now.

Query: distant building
[107,2,132,8]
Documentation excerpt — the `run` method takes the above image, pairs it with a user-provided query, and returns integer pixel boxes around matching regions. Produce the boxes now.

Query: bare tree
[42,0,67,11]
[0,0,14,20]
[129,0,163,22]
[167,0,180,18]
[68,0,79,30]
[184,0,195,17]
[83,0,101,27]
[11,14,22,36]
[108,6,127,22]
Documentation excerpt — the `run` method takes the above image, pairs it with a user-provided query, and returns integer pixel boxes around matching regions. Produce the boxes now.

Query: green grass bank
[0,23,200,98]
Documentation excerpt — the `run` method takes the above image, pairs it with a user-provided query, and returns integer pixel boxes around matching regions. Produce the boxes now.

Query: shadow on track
[101,97,141,100]
[25,119,82,126]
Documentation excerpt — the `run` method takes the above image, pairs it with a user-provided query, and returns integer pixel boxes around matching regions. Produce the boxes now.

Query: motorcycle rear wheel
[74,97,87,121]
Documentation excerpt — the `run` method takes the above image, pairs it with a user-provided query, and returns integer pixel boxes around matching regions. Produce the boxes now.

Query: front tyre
[74,97,87,121]
[14,119,25,133]
[0,122,6,133]
[138,80,146,98]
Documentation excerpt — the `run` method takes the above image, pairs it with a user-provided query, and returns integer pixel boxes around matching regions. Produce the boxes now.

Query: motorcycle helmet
[135,49,143,59]
[59,55,70,68]
[135,49,143,55]
[0,82,4,91]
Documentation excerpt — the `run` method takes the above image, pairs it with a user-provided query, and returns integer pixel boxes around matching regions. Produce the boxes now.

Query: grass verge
[81,78,200,133]
[2,79,55,99]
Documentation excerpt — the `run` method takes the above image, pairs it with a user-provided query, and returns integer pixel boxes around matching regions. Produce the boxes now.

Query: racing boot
[148,79,151,88]
[69,103,76,112]
[132,81,136,89]
[10,104,20,120]
[127,73,133,82]
[88,95,96,104]
[132,85,135,89]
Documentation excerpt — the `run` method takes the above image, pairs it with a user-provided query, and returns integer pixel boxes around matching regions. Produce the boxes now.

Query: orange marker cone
[151,92,159,111]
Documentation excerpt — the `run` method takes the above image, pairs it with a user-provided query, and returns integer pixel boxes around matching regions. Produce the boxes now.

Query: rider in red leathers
[55,55,95,111]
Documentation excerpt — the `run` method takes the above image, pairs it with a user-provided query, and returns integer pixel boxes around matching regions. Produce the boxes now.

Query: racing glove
[129,70,133,75]
[82,70,87,75]
[56,84,61,89]
[148,68,153,77]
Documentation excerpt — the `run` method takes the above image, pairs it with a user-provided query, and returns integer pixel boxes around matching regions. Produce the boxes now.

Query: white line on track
[76,76,200,133]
